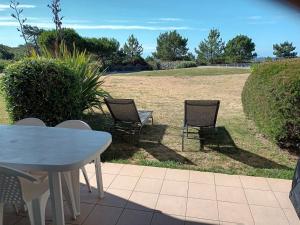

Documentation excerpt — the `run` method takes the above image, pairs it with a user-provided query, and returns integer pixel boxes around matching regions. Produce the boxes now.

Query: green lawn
[111,66,251,76]
[0,67,297,179]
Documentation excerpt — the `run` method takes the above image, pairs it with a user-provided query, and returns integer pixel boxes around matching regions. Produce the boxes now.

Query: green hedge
[175,61,197,69]
[0,60,12,73]
[1,58,82,126]
[242,59,300,149]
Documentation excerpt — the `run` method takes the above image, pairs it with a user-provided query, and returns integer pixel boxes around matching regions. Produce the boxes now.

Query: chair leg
[81,167,92,193]
[26,191,49,225]
[95,157,104,198]
[62,172,77,220]
[0,202,4,225]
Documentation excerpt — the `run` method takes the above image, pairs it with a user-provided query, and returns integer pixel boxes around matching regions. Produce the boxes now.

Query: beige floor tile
[250,205,289,225]
[80,187,103,204]
[151,213,185,225]
[83,163,96,174]
[66,203,95,224]
[119,164,145,177]
[240,175,270,191]
[218,202,254,225]
[185,217,220,225]
[186,198,219,220]
[102,163,124,175]
[267,178,292,192]
[245,189,280,207]
[126,192,159,211]
[116,209,153,225]
[135,178,163,194]
[142,167,167,179]
[221,222,250,225]
[189,171,215,185]
[274,191,294,209]
[161,180,188,197]
[89,173,116,189]
[99,188,132,207]
[156,195,187,216]
[110,175,139,190]
[165,168,190,181]
[83,205,123,225]
[215,174,242,187]
[49,200,93,222]
[219,222,240,225]
[188,183,216,200]
[216,186,247,204]
[283,208,300,225]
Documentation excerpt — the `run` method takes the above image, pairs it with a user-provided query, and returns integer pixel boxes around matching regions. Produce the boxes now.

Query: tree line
[1,0,298,71]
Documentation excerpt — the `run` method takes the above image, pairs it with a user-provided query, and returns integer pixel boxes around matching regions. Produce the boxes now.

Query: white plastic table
[0,125,112,225]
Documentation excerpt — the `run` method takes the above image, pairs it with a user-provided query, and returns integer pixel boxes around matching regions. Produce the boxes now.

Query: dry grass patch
[93,73,297,179]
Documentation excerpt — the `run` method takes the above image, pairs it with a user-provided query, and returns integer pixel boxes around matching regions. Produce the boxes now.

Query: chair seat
[138,110,153,125]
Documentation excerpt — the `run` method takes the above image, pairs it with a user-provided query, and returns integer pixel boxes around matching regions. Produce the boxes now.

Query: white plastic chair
[14,118,46,127]
[14,118,77,220]
[55,120,104,218]
[0,165,49,225]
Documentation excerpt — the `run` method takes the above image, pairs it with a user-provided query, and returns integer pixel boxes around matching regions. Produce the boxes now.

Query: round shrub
[175,61,197,69]
[1,58,82,126]
[242,59,300,150]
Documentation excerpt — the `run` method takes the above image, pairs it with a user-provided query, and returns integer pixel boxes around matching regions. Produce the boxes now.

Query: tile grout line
[239,175,256,225]
[114,165,146,225]
[213,172,221,224]
[184,169,191,225]
[150,167,168,225]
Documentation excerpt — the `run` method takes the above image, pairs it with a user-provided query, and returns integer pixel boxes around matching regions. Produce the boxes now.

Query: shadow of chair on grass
[199,126,292,170]
[83,112,194,165]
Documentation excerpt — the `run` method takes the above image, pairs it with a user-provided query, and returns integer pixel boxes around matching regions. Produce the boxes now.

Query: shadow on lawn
[83,112,194,165]
[201,126,292,170]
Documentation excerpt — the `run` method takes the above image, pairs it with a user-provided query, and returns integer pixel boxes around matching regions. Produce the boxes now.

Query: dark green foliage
[38,28,86,54]
[85,37,120,67]
[0,60,12,73]
[153,30,189,61]
[242,59,300,150]
[273,41,297,58]
[195,29,225,65]
[225,35,256,63]
[175,61,197,69]
[1,58,82,126]
[123,34,143,63]
[0,44,14,60]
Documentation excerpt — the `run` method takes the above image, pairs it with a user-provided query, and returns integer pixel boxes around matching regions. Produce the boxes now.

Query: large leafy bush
[242,59,300,150]
[1,58,82,126]
[38,44,108,113]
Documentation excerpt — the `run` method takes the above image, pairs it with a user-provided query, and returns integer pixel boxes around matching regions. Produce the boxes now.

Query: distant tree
[85,37,120,67]
[23,25,44,54]
[195,29,225,64]
[38,28,85,54]
[123,35,143,63]
[0,44,14,60]
[153,30,189,61]
[224,35,256,63]
[273,41,297,58]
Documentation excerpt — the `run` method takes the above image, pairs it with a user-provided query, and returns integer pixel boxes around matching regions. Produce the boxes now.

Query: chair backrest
[104,98,141,123]
[14,118,46,127]
[56,120,92,130]
[0,165,37,204]
[184,100,220,127]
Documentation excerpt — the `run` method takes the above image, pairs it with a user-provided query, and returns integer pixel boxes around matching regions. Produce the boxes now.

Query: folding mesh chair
[104,98,153,142]
[182,100,220,150]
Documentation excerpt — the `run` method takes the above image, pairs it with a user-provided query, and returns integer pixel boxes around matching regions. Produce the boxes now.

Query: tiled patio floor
[5,163,300,225]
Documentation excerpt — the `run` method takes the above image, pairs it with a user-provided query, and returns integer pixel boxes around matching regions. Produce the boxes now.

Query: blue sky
[0,0,300,57]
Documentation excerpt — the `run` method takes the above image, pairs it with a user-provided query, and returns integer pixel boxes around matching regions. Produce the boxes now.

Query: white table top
[0,125,112,171]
